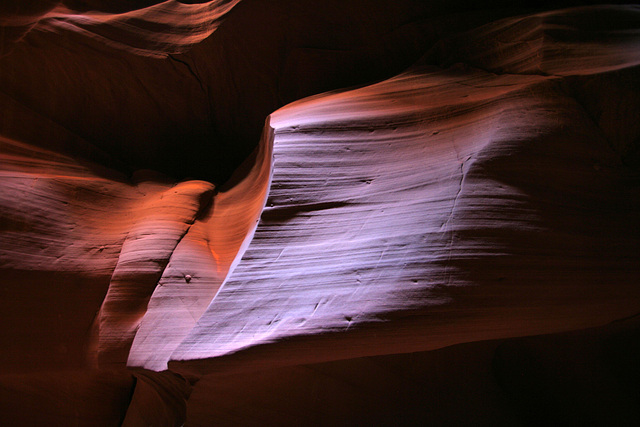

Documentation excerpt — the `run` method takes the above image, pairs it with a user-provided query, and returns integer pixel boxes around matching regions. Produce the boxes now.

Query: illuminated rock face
[170,5,640,376]
[1,1,640,425]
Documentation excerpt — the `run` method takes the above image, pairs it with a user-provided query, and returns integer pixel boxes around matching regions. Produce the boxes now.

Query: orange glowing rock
[1,1,639,425]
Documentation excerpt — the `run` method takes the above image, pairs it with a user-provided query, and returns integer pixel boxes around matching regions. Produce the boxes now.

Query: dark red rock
[1,1,639,425]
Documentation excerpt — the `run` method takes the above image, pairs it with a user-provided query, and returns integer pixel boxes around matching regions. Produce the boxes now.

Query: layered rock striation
[1,1,639,425]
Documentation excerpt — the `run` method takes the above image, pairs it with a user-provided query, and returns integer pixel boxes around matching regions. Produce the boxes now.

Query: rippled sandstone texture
[1,1,639,425]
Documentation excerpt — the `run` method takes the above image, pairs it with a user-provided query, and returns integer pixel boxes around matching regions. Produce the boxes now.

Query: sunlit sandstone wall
[0,1,639,425]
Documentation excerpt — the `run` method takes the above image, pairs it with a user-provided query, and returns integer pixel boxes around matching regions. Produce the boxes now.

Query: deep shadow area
[185,316,640,426]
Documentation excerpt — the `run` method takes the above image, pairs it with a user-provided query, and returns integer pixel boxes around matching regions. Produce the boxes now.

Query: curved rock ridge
[95,179,216,366]
[425,4,640,76]
[0,128,272,371]
[0,1,242,57]
[0,137,149,370]
[127,121,273,371]
[37,0,242,58]
[0,1,639,425]
[0,0,449,184]
[0,0,515,375]
[170,5,640,375]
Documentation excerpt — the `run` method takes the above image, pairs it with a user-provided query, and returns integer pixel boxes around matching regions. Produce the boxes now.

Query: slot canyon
[1,0,639,425]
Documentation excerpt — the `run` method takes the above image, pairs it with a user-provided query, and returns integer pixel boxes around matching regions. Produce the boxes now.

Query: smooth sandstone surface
[1,1,639,425]
[171,6,640,375]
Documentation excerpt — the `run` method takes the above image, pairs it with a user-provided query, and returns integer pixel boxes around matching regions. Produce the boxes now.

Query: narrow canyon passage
[1,1,639,425]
